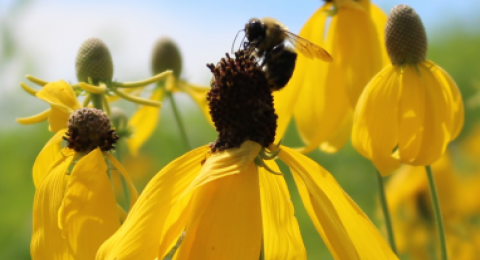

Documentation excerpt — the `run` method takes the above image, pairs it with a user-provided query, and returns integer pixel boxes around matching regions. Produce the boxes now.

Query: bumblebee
[244,17,332,91]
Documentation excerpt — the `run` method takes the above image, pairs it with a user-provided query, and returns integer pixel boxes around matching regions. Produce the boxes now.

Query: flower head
[274,0,389,153]
[25,81,138,259]
[97,51,397,260]
[352,4,464,175]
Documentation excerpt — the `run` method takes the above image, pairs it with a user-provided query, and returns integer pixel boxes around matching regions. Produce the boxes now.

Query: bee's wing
[283,30,332,62]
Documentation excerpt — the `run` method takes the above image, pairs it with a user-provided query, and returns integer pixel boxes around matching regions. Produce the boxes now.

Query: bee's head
[245,18,265,42]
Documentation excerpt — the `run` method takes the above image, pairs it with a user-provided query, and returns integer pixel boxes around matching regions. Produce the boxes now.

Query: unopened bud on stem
[385,4,427,65]
[151,37,183,79]
[76,38,114,84]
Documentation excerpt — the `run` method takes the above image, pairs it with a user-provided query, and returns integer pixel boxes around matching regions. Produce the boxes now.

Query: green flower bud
[385,4,427,65]
[151,37,183,79]
[76,38,114,84]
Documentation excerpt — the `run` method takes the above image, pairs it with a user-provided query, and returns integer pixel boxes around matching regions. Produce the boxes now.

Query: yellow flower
[25,81,138,259]
[352,5,464,175]
[96,51,397,260]
[274,0,388,153]
[127,37,212,156]
[97,141,398,260]
[385,153,480,259]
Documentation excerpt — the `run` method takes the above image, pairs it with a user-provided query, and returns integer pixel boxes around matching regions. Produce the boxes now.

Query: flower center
[385,4,427,65]
[206,51,278,152]
[64,107,119,152]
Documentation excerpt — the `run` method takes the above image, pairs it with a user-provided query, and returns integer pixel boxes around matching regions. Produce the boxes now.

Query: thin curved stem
[426,165,448,260]
[376,170,398,255]
[167,91,191,150]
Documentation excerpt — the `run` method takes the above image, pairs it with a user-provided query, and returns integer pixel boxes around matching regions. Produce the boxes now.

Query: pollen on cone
[206,51,277,152]
[385,4,427,65]
[64,108,119,152]
[75,38,114,84]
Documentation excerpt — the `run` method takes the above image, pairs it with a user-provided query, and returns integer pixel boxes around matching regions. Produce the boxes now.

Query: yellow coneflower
[127,37,212,155]
[21,81,138,259]
[352,4,464,175]
[274,0,388,153]
[96,51,397,260]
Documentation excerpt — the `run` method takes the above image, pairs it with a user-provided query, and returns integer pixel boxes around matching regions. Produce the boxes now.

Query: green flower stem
[114,142,130,211]
[426,165,448,260]
[376,170,398,254]
[90,93,104,110]
[166,91,191,150]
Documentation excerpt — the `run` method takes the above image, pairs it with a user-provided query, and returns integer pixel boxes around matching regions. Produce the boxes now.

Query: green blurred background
[1,0,480,259]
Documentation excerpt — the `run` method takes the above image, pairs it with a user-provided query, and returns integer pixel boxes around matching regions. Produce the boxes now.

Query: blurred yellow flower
[352,5,464,175]
[127,37,211,156]
[274,0,388,153]
[385,154,480,259]
[22,81,138,259]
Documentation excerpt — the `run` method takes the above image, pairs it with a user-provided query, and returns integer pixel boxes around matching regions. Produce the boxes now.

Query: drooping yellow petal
[318,111,352,154]
[161,141,262,259]
[410,62,452,166]
[16,109,50,125]
[126,87,164,156]
[36,80,82,132]
[178,80,213,125]
[259,160,306,260]
[293,56,351,153]
[180,141,261,197]
[369,3,390,67]
[273,5,329,143]
[333,3,387,107]
[105,153,139,209]
[175,162,262,260]
[429,62,464,140]
[57,148,120,260]
[279,146,398,260]
[352,65,401,175]
[96,146,209,260]
[397,65,426,163]
[33,129,66,188]
[31,149,74,260]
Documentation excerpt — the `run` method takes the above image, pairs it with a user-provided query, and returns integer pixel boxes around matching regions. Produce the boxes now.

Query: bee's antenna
[239,35,247,51]
[231,29,245,54]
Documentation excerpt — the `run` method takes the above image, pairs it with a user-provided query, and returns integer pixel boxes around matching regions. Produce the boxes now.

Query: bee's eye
[246,20,264,41]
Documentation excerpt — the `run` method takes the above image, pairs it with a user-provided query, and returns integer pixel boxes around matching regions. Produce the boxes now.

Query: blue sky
[1,0,479,92]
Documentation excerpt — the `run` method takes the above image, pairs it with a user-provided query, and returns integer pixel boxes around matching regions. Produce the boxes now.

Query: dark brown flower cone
[206,51,277,152]
[64,107,119,153]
